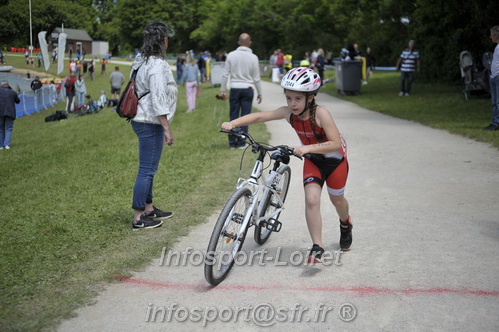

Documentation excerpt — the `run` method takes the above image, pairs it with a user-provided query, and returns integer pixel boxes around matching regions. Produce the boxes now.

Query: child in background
[101,58,107,75]
[49,80,57,103]
[88,60,95,80]
[97,90,107,110]
[180,52,200,113]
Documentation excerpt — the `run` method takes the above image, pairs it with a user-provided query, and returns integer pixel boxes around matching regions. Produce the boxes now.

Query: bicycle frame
[229,148,286,247]
[204,130,299,286]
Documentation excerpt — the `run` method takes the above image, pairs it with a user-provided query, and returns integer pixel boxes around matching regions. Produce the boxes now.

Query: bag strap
[138,91,150,100]
[130,67,139,79]
[131,65,150,100]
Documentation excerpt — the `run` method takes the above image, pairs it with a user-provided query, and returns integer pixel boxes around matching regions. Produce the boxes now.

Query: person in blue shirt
[175,56,184,84]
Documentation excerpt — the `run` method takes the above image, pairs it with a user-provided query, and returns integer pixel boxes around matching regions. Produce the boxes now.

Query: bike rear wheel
[254,165,291,245]
[204,187,252,286]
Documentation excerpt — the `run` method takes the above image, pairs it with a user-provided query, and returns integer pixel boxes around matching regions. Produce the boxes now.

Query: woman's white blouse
[132,55,177,124]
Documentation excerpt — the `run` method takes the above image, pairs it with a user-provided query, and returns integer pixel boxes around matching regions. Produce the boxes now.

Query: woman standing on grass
[222,67,352,263]
[130,21,177,230]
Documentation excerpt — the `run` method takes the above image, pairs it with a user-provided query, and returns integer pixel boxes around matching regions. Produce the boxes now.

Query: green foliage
[114,0,159,52]
[0,0,98,47]
[411,0,497,82]
[322,70,498,148]
[0,0,497,82]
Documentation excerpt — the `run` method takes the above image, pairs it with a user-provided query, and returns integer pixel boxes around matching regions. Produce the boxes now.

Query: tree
[110,0,200,55]
[412,0,498,81]
[0,0,98,48]
[1,0,497,83]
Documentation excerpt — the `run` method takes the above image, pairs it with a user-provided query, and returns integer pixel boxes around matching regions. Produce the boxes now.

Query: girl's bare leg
[329,194,349,222]
[304,184,324,247]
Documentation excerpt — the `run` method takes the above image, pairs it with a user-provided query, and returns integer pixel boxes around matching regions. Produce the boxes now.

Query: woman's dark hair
[141,21,175,59]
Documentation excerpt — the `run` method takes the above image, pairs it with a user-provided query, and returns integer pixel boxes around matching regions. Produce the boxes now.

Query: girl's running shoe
[307,244,325,264]
[340,216,353,251]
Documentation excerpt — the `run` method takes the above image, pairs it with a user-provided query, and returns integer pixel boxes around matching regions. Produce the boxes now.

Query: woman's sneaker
[132,213,163,231]
[339,216,353,251]
[307,244,325,264]
[146,206,174,221]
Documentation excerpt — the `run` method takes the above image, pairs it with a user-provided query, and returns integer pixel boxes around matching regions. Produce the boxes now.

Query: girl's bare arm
[221,107,289,130]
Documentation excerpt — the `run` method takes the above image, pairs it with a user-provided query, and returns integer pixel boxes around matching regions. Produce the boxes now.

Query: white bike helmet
[281,67,321,93]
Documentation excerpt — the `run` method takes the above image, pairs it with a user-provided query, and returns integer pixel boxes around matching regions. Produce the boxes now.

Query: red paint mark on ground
[113,275,499,297]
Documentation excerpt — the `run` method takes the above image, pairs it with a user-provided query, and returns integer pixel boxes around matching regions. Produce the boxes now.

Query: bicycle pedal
[264,219,282,232]
[231,213,244,224]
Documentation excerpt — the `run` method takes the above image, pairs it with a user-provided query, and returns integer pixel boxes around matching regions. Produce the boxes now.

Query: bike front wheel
[254,165,291,245]
[204,187,252,286]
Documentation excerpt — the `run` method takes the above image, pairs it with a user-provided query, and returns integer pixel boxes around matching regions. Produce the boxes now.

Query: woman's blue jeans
[131,121,164,210]
[0,116,14,147]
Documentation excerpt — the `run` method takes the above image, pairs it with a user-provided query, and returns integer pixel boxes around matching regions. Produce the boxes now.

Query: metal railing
[15,85,65,117]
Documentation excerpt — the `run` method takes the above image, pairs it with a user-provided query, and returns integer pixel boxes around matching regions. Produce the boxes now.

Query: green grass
[322,69,498,148]
[0,53,268,331]
[1,56,497,331]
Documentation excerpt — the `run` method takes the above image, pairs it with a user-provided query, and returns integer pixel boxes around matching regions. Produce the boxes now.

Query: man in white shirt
[219,33,262,148]
[484,25,499,130]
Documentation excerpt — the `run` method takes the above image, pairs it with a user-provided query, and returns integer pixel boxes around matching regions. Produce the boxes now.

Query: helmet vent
[296,71,308,81]
[280,67,321,92]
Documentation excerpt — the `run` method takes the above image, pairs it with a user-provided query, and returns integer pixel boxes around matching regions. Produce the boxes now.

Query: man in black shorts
[109,66,125,100]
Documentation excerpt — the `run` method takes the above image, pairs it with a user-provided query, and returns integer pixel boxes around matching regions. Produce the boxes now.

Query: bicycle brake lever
[220,129,243,138]
[303,153,325,161]
[281,146,302,160]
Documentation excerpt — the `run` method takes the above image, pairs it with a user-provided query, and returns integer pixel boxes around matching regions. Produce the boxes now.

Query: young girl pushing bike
[221,67,352,263]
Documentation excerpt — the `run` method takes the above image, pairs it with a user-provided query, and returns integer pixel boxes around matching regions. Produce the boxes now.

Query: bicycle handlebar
[221,129,302,159]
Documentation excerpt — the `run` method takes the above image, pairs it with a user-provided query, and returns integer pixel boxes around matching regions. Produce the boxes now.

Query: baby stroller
[459,50,490,100]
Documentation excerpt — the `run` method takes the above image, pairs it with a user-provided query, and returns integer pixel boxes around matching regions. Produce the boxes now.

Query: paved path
[58,81,499,331]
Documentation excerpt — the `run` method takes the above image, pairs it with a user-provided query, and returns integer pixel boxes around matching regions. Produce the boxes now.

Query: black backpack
[45,111,67,122]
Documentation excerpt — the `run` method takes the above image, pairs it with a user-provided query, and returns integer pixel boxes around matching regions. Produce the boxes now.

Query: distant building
[49,28,93,56]
[92,41,109,58]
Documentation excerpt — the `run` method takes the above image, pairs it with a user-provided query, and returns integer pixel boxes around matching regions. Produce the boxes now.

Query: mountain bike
[204,129,301,286]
